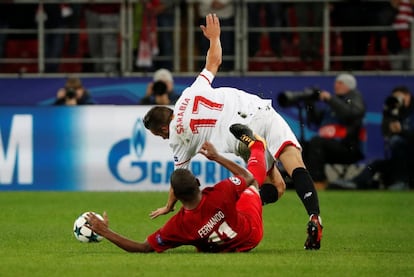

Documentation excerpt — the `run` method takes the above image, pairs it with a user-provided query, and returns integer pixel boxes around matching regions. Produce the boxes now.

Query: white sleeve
[170,141,193,169]
[190,69,215,89]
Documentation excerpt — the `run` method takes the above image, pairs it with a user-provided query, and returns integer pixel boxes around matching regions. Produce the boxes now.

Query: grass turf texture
[0,190,413,277]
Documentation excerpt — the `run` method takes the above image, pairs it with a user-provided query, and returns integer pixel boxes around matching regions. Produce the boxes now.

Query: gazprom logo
[0,115,33,185]
[108,118,147,184]
[107,117,240,186]
[108,118,174,185]
[131,119,146,158]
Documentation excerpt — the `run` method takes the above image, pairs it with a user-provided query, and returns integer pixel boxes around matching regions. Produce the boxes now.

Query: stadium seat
[363,34,391,71]
[2,39,38,73]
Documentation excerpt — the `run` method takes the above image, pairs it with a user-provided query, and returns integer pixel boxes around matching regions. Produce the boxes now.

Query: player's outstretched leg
[230,123,256,148]
[230,124,279,205]
[304,214,323,250]
[230,124,265,148]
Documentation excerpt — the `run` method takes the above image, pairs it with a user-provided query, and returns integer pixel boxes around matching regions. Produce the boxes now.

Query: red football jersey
[147,176,262,252]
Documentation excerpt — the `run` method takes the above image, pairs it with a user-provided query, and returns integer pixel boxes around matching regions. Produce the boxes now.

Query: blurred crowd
[276,72,414,190]
[0,1,413,74]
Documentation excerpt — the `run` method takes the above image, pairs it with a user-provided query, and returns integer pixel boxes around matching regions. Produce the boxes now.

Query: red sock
[247,141,266,186]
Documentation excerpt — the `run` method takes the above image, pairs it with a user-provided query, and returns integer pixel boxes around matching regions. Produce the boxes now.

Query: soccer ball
[73,212,104,243]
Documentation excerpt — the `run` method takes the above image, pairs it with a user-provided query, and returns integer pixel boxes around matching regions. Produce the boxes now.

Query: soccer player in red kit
[143,13,323,250]
[86,124,267,253]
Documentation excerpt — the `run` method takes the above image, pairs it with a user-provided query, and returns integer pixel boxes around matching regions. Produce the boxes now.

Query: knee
[279,146,306,174]
[274,178,286,199]
[277,183,286,198]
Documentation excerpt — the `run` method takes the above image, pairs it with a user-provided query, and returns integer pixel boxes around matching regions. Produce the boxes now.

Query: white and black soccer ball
[73,212,104,243]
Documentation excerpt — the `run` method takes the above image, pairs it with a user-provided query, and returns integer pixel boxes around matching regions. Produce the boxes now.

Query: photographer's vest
[319,124,367,143]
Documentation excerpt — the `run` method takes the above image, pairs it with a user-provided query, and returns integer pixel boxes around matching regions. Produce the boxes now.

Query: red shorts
[235,186,263,251]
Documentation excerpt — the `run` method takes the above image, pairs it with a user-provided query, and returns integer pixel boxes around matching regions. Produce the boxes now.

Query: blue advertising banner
[0,106,239,191]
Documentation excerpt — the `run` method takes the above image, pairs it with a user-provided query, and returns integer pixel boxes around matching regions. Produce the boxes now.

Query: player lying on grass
[86,124,267,253]
[143,13,323,249]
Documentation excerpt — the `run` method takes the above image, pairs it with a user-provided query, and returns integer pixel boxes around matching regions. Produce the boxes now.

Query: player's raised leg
[230,123,263,148]
[230,123,281,204]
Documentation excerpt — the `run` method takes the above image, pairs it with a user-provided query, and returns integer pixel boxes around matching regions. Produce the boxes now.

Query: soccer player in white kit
[143,14,323,250]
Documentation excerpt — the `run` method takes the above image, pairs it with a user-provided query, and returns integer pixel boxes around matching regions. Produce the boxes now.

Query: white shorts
[234,107,301,171]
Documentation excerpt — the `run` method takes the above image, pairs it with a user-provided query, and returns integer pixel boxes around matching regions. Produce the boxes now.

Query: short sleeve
[190,69,215,88]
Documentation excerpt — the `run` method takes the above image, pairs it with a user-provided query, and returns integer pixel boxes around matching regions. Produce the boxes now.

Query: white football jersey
[169,69,300,169]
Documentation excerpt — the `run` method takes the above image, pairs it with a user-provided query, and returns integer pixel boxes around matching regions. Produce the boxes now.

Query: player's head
[170,168,201,203]
[143,106,174,139]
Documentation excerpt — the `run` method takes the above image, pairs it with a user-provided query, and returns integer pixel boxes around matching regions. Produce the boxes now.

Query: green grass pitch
[0,190,413,277]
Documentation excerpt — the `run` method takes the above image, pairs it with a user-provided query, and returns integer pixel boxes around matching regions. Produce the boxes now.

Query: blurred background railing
[0,0,412,76]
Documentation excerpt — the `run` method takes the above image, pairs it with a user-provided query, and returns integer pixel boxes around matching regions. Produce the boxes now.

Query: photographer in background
[333,86,414,190]
[54,77,95,106]
[303,73,366,190]
[140,68,179,105]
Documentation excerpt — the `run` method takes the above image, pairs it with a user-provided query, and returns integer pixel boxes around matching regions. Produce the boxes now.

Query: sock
[292,167,320,215]
[246,141,266,185]
[259,183,278,205]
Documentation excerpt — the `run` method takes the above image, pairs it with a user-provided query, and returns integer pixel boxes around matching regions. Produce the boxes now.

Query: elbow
[211,54,222,69]
[217,50,223,67]
[216,55,222,67]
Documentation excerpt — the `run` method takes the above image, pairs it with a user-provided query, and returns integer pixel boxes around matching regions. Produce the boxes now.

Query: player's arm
[199,141,254,185]
[85,212,154,253]
[149,145,193,219]
[150,154,191,218]
[99,230,153,253]
[149,187,177,219]
[200,13,222,76]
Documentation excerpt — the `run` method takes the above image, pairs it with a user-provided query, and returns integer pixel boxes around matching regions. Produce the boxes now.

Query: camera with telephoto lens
[152,81,168,96]
[383,96,403,120]
[65,88,77,99]
[277,88,321,107]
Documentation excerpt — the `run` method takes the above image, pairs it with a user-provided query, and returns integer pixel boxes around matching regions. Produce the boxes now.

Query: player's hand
[200,13,220,41]
[199,141,220,161]
[149,206,174,219]
[85,211,109,235]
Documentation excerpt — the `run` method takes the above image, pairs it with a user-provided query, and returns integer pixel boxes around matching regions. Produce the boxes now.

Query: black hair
[170,169,200,202]
[143,106,173,130]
